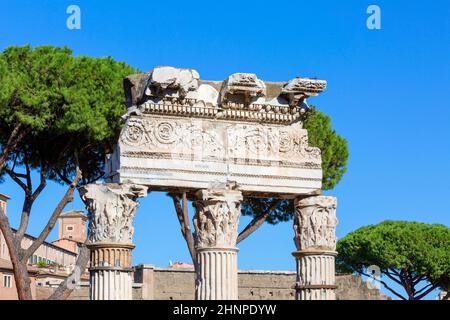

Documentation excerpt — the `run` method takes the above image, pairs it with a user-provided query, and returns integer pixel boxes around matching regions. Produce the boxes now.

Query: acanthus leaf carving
[293,196,338,251]
[80,183,148,244]
[193,187,243,249]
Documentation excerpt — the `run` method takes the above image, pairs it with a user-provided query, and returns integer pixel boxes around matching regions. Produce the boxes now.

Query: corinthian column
[80,183,148,300]
[192,185,243,300]
[293,195,338,300]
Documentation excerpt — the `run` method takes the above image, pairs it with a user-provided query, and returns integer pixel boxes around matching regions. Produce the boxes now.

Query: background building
[0,194,86,299]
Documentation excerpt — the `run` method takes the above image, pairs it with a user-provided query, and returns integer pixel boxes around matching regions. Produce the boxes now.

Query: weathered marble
[145,66,200,99]
[88,66,336,301]
[281,77,327,107]
[193,185,243,300]
[80,183,148,300]
[219,73,266,105]
[106,66,326,197]
[80,183,147,244]
[293,196,338,300]
[106,117,322,195]
[293,196,338,251]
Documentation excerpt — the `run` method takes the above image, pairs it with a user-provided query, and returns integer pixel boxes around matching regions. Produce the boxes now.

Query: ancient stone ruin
[81,66,337,300]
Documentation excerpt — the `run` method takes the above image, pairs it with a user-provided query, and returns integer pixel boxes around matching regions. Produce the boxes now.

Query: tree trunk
[47,243,90,300]
[0,166,82,300]
[11,259,33,300]
[0,123,28,173]
[24,167,82,258]
[170,193,197,265]
[237,199,282,244]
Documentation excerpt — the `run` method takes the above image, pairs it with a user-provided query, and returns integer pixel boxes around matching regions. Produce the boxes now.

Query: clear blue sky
[0,0,449,299]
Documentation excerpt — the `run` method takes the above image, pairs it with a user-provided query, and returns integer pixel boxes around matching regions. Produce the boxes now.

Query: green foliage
[337,221,450,293]
[0,45,136,183]
[241,198,293,224]
[241,107,349,224]
[303,107,348,190]
[36,261,48,268]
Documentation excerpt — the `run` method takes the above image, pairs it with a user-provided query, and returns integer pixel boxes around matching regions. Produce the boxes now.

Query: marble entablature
[106,66,327,197]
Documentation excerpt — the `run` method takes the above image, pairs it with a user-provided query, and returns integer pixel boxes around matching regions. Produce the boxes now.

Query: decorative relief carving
[281,77,327,107]
[154,121,180,145]
[123,66,328,125]
[279,130,293,153]
[120,117,321,167]
[120,118,224,157]
[144,66,199,99]
[140,99,300,124]
[80,183,148,244]
[227,125,277,158]
[282,77,327,95]
[219,73,266,106]
[193,186,243,249]
[112,67,327,194]
[121,118,149,147]
[293,196,338,251]
[280,128,322,161]
[185,124,224,157]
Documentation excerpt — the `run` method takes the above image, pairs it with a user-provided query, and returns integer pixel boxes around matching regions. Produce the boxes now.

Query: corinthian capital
[293,196,338,251]
[193,187,243,249]
[80,183,148,244]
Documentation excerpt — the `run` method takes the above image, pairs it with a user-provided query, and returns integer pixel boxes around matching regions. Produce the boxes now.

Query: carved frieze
[80,183,148,244]
[120,117,225,159]
[227,125,278,158]
[110,66,327,195]
[193,186,243,249]
[120,116,321,167]
[293,196,338,251]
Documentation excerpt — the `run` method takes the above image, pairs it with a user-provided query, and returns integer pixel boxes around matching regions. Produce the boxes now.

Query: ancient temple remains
[82,66,338,300]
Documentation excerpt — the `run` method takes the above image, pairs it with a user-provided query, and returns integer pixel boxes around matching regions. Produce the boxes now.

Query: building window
[3,275,12,288]
[66,225,74,231]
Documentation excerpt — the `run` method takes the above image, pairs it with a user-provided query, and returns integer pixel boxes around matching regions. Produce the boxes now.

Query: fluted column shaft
[293,195,338,300]
[193,186,242,300]
[293,251,337,300]
[196,248,238,300]
[80,183,148,300]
